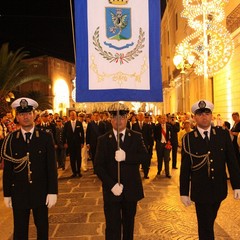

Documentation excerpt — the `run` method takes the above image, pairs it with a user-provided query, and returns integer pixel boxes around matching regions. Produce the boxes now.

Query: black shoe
[70,174,76,178]
[157,171,160,175]
[166,175,171,178]
[172,167,178,169]
[76,173,82,178]
[144,176,149,179]
[62,167,65,170]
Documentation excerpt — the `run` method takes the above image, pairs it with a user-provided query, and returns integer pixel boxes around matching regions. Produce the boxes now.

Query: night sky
[0,0,166,63]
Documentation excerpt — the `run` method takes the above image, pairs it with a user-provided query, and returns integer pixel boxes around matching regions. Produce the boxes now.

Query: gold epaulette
[182,132,211,177]
[1,131,33,183]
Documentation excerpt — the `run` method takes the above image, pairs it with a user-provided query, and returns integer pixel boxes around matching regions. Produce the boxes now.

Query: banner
[74,0,162,102]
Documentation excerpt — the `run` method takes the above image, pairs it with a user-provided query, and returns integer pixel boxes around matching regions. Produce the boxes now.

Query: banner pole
[117,102,120,184]
[69,0,76,63]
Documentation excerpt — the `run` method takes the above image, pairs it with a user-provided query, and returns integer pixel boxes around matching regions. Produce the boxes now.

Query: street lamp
[173,55,195,73]
[173,54,194,113]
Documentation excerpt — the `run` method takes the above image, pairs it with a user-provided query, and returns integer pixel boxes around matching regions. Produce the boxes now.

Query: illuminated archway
[53,79,69,116]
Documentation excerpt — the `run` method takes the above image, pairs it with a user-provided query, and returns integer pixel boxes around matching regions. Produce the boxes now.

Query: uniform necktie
[119,133,124,148]
[203,131,209,144]
[139,122,143,129]
[25,132,31,144]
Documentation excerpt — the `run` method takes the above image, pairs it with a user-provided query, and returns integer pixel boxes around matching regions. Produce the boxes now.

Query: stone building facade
[19,56,75,116]
[161,0,240,122]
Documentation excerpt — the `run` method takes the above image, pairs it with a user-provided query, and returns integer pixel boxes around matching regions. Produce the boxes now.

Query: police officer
[1,97,58,240]
[94,103,149,240]
[36,110,57,146]
[180,100,240,240]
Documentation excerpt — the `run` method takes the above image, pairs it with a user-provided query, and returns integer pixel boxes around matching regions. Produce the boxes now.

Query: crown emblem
[198,100,206,109]
[20,99,29,109]
[109,0,128,5]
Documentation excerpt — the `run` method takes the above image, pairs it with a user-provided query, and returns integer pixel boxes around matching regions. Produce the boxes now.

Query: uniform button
[210,159,213,162]
[211,168,214,171]
[212,176,214,179]
[208,151,211,154]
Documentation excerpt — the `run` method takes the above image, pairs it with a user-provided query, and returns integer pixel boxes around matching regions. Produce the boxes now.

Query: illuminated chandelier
[175,0,234,76]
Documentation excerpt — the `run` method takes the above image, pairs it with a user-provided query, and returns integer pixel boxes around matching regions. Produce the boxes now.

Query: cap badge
[198,101,206,109]
[20,99,28,109]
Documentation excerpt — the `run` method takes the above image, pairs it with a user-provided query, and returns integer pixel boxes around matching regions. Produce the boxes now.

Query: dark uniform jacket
[94,128,149,202]
[62,120,84,149]
[2,129,58,209]
[86,121,104,158]
[180,127,240,203]
[36,122,57,144]
[132,122,152,149]
[168,121,180,146]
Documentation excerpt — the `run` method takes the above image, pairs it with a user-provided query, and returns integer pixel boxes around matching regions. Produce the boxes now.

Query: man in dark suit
[86,111,104,171]
[180,100,240,240]
[94,103,149,240]
[167,114,180,169]
[145,114,155,159]
[154,114,172,178]
[1,97,58,240]
[132,111,152,179]
[63,110,84,178]
[230,112,240,167]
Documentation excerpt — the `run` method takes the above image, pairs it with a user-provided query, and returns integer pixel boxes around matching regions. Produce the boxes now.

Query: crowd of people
[1,98,240,239]
[1,106,240,176]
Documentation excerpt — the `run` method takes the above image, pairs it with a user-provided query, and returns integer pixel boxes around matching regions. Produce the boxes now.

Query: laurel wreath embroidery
[92,27,145,64]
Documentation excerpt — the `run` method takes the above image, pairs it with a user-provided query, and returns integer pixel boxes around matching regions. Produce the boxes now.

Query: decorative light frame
[174,0,234,77]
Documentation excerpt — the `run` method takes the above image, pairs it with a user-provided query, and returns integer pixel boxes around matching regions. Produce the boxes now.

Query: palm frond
[25,91,52,110]
[0,43,50,101]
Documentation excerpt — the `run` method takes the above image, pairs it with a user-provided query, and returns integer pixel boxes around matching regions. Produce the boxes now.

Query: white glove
[234,189,240,199]
[45,194,57,208]
[111,183,124,196]
[115,148,126,162]
[4,197,12,208]
[180,195,192,207]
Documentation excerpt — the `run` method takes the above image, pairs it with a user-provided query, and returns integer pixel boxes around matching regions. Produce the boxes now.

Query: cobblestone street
[1,151,240,239]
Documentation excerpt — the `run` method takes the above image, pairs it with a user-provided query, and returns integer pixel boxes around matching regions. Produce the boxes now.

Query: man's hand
[234,189,240,199]
[111,183,124,196]
[4,197,12,208]
[45,194,57,208]
[180,195,192,207]
[115,148,126,162]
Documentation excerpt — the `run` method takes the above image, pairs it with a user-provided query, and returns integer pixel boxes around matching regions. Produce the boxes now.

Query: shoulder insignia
[16,131,20,139]
[194,131,198,138]
[212,128,216,135]
[36,130,39,138]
